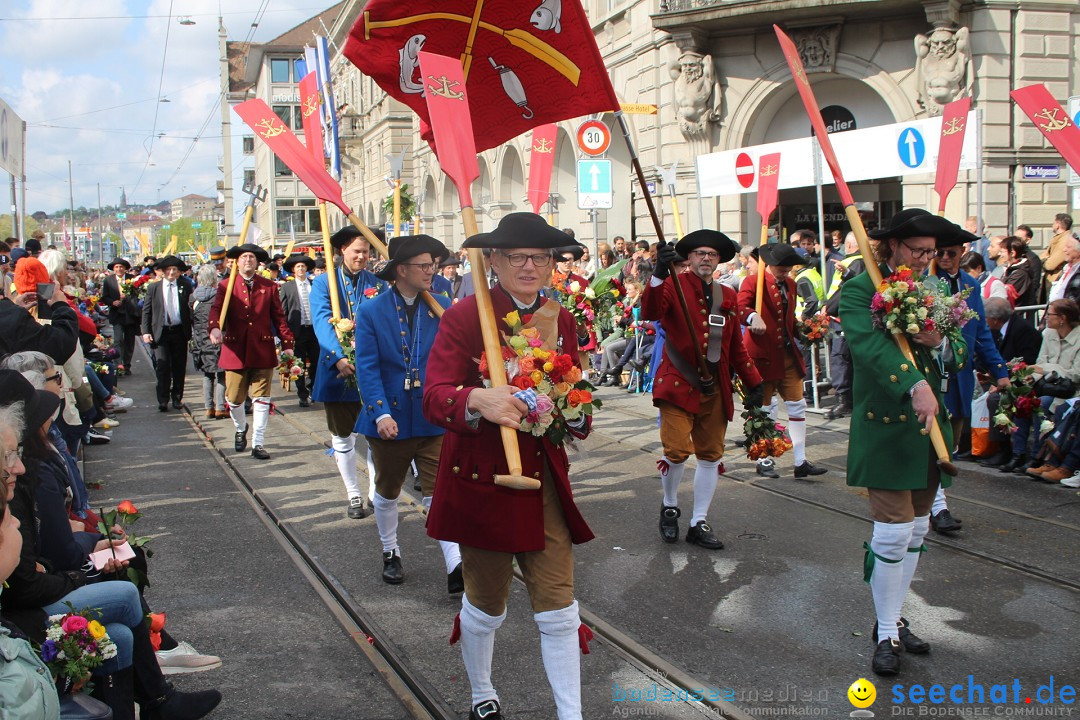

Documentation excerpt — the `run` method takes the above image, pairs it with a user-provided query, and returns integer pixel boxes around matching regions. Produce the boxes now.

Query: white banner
[697,111,979,198]
[0,96,24,178]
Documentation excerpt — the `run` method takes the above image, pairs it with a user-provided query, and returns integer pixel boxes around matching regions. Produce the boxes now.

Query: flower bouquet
[331,317,357,389]
[993,359,1047,434]
[477,311,602,445]
[741,405,793,460]
[98,500,153,586]
[870,266,978,340]
[551,259,627,329]
[40,605,118,692]
[796,311,832,347]
[277,352,304,390]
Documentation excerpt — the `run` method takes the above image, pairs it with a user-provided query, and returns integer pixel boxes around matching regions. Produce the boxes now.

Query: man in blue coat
[310,226,388,519]
[354,234,459,590]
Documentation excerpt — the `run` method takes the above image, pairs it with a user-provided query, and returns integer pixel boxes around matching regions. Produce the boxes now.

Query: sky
[0,0,331,215]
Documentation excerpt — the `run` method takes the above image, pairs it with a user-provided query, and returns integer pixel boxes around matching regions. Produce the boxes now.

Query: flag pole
[221,182,264,333]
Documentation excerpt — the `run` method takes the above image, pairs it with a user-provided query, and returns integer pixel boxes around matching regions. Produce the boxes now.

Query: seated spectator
[1047,236,1080,305]
[596,281,640,384]
[1024,400,1080,486]
[961,251,1008,303]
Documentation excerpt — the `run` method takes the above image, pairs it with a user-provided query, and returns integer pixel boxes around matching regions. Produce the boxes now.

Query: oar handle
[669,195,684,239]
[219,261,239,334]
[318,203,341,321]
[755,224,768,315]
[345,212,444,318]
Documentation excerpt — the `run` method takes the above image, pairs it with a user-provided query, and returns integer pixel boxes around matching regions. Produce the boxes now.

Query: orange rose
[577,390,592,404]
[564,366,582,384]
[554,382,572,396]
[117,500,138,515]
[567,389,584,407]
[518,356,537,373]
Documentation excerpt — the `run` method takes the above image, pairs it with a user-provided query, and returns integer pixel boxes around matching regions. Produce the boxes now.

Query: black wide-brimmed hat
[439,255,462,268]
[868,208,977,248]
[674,230,739,263]
[208,246,227,261]
[226,243,270,264]
[283,253,312,273]
[759,243,808,267]
[375,235,450,281]
[0,369,62,438]
[156,255,189,272]
[314,257,327,270]
[463,212,577,250]
[108,257,131,270]
[556,244,585,261]
[330,225,385,251]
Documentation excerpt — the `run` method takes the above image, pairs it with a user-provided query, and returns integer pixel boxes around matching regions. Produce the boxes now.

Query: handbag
[1033,372,1076,399]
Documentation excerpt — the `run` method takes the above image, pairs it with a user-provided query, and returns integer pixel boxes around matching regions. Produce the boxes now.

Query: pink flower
[534,394,555,415]
[527,337,543,348]
[62,615,89,634]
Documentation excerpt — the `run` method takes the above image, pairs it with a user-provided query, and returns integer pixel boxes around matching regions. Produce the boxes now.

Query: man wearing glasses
[353,235,460,590]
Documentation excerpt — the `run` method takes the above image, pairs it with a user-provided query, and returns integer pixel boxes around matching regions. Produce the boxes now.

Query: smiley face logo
[848,678,876,708]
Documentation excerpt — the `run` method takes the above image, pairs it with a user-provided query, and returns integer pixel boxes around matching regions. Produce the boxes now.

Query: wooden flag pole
[221,183,263,332]
[318,203,342,321]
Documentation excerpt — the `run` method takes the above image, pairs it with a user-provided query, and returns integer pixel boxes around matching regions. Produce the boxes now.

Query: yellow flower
[533,348,550,361]
[520,327,540,340]
[611,289,620,298]
[530,370,545,384]
[543,362,554,373]
[88,621,107,640]
[503,311,521,327]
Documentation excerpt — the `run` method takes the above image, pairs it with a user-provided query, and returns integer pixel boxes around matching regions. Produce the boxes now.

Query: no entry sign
[735,153,755,189]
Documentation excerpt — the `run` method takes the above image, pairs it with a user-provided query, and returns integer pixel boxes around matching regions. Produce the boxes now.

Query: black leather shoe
[756,459,779,479]
[447,563,464,594]
[685,521,724,550]
[602,373,621,387]
[659,505,680,543]
[298,397,310,408]
[347,498,367,519]
[980,448,1012,467]
[234,429,248,452]
[872,617,931,654]
[251,445,270,460]
[171,399,182,410]
[794,461,828,478]
[1000,453,1029,473]
[159,403,168,412]
[954,449,973,460]
[470,700,503,719]
[382,550,404,584]
[734,438,747,448]
[930,509,961,533]
[872,638,902,676]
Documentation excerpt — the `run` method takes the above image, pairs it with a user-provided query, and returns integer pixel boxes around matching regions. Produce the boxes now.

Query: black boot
[1000,453,1029,473]
[91,667,137,720]
[131,617,222,720]
[980,447,1012,467]
[143,687,223,720]
[826,393,851,420]
[602,371,621,387]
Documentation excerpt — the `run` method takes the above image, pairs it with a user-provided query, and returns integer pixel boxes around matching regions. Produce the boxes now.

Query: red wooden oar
[754,152,781,315]
[527,124,558,219]
[934,97,971,216]
[1011,84,1080,176]
[417,50,538,492]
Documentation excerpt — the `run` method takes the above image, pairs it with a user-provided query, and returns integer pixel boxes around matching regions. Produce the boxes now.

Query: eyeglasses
[45,371,63,384]
[689,250,720,260]
[936,249,960,258]
[1045,312,1061,318]
[402,262,436,272]
[3,446,22,468]
[901,242,937,260]
[499,252,554,268]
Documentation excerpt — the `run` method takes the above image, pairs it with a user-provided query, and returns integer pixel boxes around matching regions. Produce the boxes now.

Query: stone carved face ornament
[801,37,826,68]
[669,51,719,140]
[914,26,973,116]
[928,30,956,58]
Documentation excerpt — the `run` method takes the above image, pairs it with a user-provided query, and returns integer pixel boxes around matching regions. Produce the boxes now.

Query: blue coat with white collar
[936,268,1008,418]
[310,267,387,403]
[354,289,451,438]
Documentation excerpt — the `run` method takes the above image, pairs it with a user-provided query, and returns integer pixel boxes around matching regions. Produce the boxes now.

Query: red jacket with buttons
[207,274,293,370]
[422,287,594,553]
[736,272,806,382]
[641,273,761,418]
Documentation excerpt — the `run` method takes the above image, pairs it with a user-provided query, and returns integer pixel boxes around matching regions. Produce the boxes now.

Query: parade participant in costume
[355,235,460,589]
[424,213,592,720]
[839,208,973,676]
[738,244,828,479]
[141,256,193,412]
[310,227,388,519]
[279,254,318,408]
[641,231,763,549]
[437,256,463,299]
[100,258,140,375]
[207,243,293,460]
[208,247,227,279]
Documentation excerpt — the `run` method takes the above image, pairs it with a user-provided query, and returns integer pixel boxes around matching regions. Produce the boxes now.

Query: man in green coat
[839,208,975,676]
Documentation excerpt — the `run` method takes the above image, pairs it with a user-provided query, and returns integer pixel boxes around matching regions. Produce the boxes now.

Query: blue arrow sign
[577,159,613,209]
[897,128,925,169]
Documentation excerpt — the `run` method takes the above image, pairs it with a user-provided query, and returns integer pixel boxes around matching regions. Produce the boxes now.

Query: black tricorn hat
[330,225,385,251]
[759,243,808,267]
[0,369,62,439]
[156,255,189,272]
[556,244,585,261]
[439,255,462,268]
[314,257,327,270]
[463,212,576,250]
[108,257,131,271]
[376,235,450,281]
[226,243,271,264]
[868,208,977,248]
[674,230,739,263]
[283,253,312,273]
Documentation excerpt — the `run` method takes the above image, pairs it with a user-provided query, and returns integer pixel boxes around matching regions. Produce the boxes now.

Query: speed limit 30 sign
[577,120,611,157]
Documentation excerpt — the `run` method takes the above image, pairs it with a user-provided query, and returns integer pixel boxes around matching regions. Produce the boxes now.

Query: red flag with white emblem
[527,124,558,214]
[1011,84,1080,176]
[755,153,781,224]
[344,0,619,153]
[934,97,970,214]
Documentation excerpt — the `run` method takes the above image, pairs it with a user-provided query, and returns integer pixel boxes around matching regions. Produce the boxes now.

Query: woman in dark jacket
[1003,236,1039,308]
[189,265,225,419]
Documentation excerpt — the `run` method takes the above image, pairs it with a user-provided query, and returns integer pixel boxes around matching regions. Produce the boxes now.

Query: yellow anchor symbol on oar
[427,75,465,100]
[364,3,581,86]
[1034,107,1072,133]
[301,94,319,119]
[942,117,964,136]
[255,118,287,138]
[760,164,778,176]
[533,137,554,153]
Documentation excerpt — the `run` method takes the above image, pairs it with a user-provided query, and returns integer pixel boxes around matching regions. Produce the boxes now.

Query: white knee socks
[366,447,377,503]
[767,396,779,421]
[227,400,246,433]
[868,521,914,641]
[372,492,399,554]
[422,496,462,573]
[931,486,948,515]
[331,434,360,500]
[251,397,271,446]
[659,457,685,508]
[535,600,584,720]
[691,459,721,526]
[786,399,807,465]
[897,515,930,620]
[459,595,505,707]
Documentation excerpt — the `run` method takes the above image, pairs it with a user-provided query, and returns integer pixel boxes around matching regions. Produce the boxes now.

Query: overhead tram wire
[129,0,176,203]
[0,8,327,22]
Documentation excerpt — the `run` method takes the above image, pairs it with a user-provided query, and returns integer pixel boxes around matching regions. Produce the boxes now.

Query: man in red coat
[423,213,592,720]
[641,230,763,551]
[208,243,294,460]
[737,244,827,479]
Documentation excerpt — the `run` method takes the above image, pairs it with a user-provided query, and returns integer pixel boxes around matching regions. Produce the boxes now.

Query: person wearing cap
[141,256,193,412]
[208,246,228,279]
[840,208,971,676]
[435,255,462,299]
[208,243,294,460]
[424,213,596,720]
[737,244,828,480]
[352,235,460,589]
[100,257,140,374]
[312,257,326,276]
[279,254,318,408]
[310,226,388,518]
[641,231,763,551]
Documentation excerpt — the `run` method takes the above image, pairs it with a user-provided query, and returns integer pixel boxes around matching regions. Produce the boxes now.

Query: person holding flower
[839,208,973,677]
[310,226,388,519]
[423,213,593,720]
[99,258,140,375]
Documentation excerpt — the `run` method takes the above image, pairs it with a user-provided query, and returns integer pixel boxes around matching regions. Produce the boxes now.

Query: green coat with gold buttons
[839,268,967,490]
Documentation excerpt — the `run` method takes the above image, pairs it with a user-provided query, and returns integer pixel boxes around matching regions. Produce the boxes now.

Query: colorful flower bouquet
[332,317,357,389]
[477,311,602,445]
[277,352,304,390]
[741,405,793,460]
[552,260,627,330]
[993,359,1047,434]
[796,311,832,347]
[40,605,118,690]
[870,266,978,340]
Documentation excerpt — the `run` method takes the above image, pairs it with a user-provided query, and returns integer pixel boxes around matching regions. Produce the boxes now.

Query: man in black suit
[141,255,193,411]
[99,257,141,374]
[278,253,317,408]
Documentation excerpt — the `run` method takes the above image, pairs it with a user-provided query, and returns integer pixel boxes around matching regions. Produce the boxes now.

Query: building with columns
[225,0,1079,251]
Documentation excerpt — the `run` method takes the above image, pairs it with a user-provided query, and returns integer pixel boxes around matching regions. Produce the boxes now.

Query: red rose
[552,354,574,374]
[511,375,535,391]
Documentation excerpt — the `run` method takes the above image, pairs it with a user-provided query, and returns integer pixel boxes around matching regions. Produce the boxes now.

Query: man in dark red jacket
[208,243,293,460]
[737,244,827,479]
[423,213,591,720]
[641,230,762,551]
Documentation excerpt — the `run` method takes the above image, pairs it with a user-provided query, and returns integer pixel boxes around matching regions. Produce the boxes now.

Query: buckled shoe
[685,521,724,550]
[659,505,680,543]
[872,638,902,676]
[382,550,404,584]
[470,700,503,719]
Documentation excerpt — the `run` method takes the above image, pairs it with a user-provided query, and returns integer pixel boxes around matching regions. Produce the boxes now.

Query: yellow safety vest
[795,266,825,318]
[826,253,863,299]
